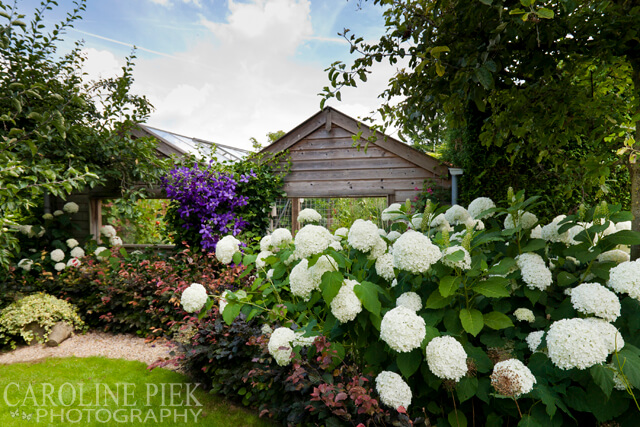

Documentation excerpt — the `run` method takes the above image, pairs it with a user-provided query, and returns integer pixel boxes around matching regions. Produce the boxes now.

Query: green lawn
[0,357,277,427]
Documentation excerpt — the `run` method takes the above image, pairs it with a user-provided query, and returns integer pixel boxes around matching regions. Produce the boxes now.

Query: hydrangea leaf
[222,301,241,325]
[615,349,640,389]
[438,275,460,298]
[517,414,543,427]
[397,349,422,379]
[600,230,640,247]
[426,289,454,309]
[589,364,614,398]
[460,308,484,336]
[520,239,546,252]
[488,257,516,275]
[556,271,578,287]
[473,277,510,298]
[448,409,468,427]
[483,311,514,330]
[456,376,478,403]
[232,251,242,265]
[320,271,344,305]
[354,281,381,317]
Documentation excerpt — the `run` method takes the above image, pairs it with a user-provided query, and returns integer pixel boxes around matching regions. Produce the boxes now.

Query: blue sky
[13,0,397,149]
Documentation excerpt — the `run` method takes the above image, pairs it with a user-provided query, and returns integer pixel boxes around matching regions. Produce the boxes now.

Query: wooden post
[89,199,102,242]
[291,197,301,234]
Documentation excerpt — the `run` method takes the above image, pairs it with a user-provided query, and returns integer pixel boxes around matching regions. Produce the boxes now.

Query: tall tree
[0,0,168,267]
[322,0,640,254]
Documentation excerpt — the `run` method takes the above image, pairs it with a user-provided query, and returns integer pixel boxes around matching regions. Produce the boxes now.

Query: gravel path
[0,331,179,369]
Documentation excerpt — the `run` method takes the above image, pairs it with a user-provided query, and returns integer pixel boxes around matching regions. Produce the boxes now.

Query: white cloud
[121,0,400,150]
[80,48,123,82]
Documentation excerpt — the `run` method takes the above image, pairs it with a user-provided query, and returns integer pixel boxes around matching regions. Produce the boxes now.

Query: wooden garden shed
[260,107,452,230]
[50,125,249,242]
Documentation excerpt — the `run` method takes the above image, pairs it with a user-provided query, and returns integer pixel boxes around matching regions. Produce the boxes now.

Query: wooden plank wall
[282,124,450,203]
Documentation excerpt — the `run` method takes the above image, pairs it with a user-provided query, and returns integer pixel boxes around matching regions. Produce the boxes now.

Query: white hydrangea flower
[297,208,322,223]
[63,201,79,214]
[530,225,543,239]
[598,249,630,264]
[259,235,272,252]
[526,331,544,352]
[256,250,273,270]
[425,336,468,381]
[464,217,484,231]
[181,283,208,313]
[18,225,33,236]
[267,327,296,366]
[444,204,471,225]
[516,253,552,291]
[441,246,471,270]
[540,215,580,245]
[309,255,337,282]
[100,225,117,238]
[375,371,412,410]
[334,227,348,240]
[18,259,33,271]
[110,236,123,247]
[504,211,538,230]
[66,257,81,268]
[65,238,79,249]
[94,246,107,256]
[514,308,535,323]
[270,228,293,248]
[616,221,632,231]
[381,203,403,221]
[570,282,621,322]
[261,324,273,335]
[293,331,317,347]
[396,292,422,312]
[290,259,316,300]
[70,247,85,259]
[348,219,381,252]
[428,213,453,232]
[375,253,395,282]
[467,197,496,220]
[491,359,537,397]
[584,318,624,353]
[42,213,54,220]
[391,278,398,287]
[266,269,274,279]
[607,259,640,301]
[216,235,241,264]
[380,306,425,353]
[53,210,64,216]
[393,230,442,274]
[328,241,342,251]
[386,230,402,242]
[546,318,611,370]
[378,228,387,237]
[218,290,229,315]
[410,215,423,230]
[293,225,333,259]
[330,279,363,323]
[368,236,387,260]
[50,249,65,262]
[54,262,66,272]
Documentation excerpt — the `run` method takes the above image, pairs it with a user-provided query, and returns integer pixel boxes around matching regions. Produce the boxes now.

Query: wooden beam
[291,197,301,234]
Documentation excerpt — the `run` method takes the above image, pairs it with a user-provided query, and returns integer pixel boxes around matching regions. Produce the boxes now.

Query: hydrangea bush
[189,189,640,425]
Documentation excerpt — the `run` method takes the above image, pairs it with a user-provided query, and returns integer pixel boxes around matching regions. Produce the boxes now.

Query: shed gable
[262,107,451,203]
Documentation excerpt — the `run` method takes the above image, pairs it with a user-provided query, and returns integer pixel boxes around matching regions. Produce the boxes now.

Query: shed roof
[132,124,250,162]
[261,107,448,176]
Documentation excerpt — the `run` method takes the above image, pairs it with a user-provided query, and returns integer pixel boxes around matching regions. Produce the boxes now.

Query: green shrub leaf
[460,308,484,336]
[473,277,510,298]
[426,289,454,309]
[354,281,381,317]
[483,311,514,330]
[439,275,460,298]
[397,349,422,379]
[320,271,344,304]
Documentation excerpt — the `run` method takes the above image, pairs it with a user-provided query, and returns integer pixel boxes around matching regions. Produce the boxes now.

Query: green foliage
[0,0,170,269]
[321,0,640,232]
[218,192,640,425]
[102,199,172,245]
[0,292,86,348]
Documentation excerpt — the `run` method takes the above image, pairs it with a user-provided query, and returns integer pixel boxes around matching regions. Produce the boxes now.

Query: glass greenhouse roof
[141,125,250,162]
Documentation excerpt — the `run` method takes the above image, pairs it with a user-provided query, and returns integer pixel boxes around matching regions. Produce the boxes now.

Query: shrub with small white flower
[297,208,322,224]
[180,283,208,313]
[195,189,640,425]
